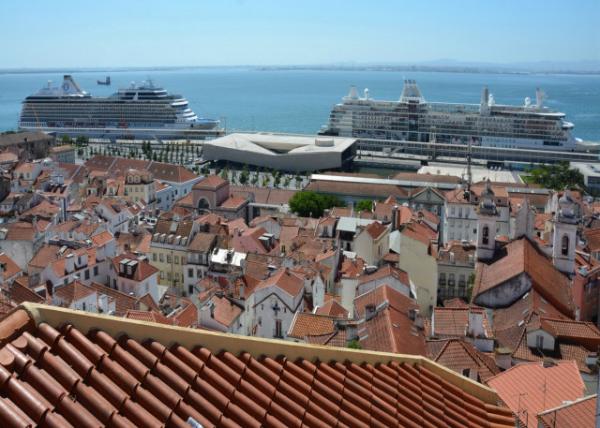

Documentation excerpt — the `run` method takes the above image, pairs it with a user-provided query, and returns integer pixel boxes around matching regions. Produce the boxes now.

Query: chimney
[65,253,75,273]
[391,205,399,231]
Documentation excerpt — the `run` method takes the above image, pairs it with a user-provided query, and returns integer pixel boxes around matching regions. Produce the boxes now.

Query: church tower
[511,198,536,240]
[476,180,498,261]
[552,190,578,275]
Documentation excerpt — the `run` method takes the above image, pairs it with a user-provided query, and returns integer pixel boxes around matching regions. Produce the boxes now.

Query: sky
[0,0,598,69]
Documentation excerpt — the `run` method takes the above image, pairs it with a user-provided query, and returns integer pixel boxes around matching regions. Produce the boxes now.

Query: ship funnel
[480,86,490,115]
[400,79,425,103]
[363,88,370,100]
[535,88,545,108]
[61,75,83,94]
[345,85,359,100]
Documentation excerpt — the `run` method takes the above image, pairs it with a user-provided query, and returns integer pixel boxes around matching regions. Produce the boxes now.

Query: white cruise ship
[19,75,219,138]
[321,80,580,151]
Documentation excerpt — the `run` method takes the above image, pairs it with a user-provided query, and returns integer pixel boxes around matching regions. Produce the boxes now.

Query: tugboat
[97,76,111,85]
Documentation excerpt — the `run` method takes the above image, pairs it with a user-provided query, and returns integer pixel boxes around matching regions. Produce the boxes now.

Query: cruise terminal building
[202,132,357,172]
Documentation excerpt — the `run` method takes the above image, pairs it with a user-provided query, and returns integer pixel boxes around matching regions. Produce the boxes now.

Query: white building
[203,133,357,172]
[109,253,161,303]
[443,183,510,245]
[252,268,305,339]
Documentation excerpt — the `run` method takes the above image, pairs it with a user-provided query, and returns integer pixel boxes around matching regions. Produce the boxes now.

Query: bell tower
[476,180,498,261]
[552,190,578,275]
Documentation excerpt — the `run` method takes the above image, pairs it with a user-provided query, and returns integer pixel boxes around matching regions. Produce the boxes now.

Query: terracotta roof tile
[205,295,242,328]
[90,230,114,247]
[365,221,387,239]
[487,361,585,428]
[124,309,172,325]
[0,253,22,281]
[255,268,304,297]
[287,312,336,339]
[431,307,492,339]
[314,300,348,318]
[230,185,296,205]
[432,339,499,382]
[219,195,247,209]
[473,238,575,317]
[193,175,227,190]
[538,394,596,428]
[358,264,410,287]
[0,304,515,427]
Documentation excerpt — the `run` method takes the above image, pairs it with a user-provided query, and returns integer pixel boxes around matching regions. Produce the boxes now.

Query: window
[188,285,194,295]
[167,272,171,281]
[275,320,283,338]
[482,226,489,245]
[93,266,98,276]
[536,335,544,349]
[167,255,172,263]
[448,273,455,286]
[462,368,470,378]
[152,253,157,262]
[160,271,164,280]
[438,273,446,286]
[174,256,179,264]
[188,268,194,278]
[561,235,569,256]
[159,254,164,262]
[84,270,90,280]
[181,256,186,265]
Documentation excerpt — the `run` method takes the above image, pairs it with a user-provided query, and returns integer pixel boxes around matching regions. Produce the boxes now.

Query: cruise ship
[19,75,220,139]
[321,80,581,151]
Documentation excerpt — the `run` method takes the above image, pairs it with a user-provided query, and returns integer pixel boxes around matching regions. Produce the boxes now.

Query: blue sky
[0,0,598,68]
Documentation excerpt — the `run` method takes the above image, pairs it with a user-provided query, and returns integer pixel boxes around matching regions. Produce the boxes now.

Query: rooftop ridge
[15,302,502,405]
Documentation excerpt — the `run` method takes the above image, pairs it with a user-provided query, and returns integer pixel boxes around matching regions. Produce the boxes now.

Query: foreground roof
[538,394,596,428]
[0,303,514,427]
[486,361,585,428]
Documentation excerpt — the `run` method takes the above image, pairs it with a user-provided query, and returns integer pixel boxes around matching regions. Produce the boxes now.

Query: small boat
[97,76,111,85]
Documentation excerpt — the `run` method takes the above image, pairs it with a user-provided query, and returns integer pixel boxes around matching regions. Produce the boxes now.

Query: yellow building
[124,168,156,205]
[149,216,198,292]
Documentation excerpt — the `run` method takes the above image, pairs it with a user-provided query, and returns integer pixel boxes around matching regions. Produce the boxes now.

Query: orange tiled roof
[124,309,172,325]
[431,339,499,382]
[358,264,410,287]
[219,195,247,210]
[206,295,241,328]
[540,317,600,344]
[0,253,22,281]
[90,230,114,247]
[193,175,227,189]
[473,237,575,317]
[287,312,336,339]
[365,221,387,239]
[314,299,348,318]
[255,268,305,297]
[432,307,492,339]
[0,304,515,427]
[487,361,585,428]
[538,394,596,428]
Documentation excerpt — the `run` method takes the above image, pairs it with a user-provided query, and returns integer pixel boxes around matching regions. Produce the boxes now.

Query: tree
[61,135,72,145]
[239,165,249,185]
[355,199,373,212]
[528,162,584,191]
[347,339,362,349]
[75,135,89,146]
[288,191,343,218]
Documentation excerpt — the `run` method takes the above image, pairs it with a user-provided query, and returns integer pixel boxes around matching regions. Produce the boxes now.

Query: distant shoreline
[1,65,599,76]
